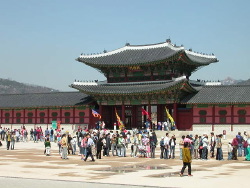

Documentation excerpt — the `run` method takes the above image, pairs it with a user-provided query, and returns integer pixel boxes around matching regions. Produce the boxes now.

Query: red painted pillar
[148,103,152,128]
[212,105,215,131]
[99,104,102,120]
[12,109,14,125]
[231,105,234,132]
[0,109,2,124]
[73,107,76,125]
[47,108,50,125]
[23,109,26,125]
[35,108,38,125]
[173,103,177,127]
[122,104,125,125]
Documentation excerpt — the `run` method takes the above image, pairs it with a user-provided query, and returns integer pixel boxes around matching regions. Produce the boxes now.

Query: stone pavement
[0,139,249,188]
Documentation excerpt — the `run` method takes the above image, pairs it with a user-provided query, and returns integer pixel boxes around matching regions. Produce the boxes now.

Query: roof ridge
[0,91,80,96]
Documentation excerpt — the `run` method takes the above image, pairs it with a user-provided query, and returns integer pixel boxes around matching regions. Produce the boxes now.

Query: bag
[243,141,248,148]
[0,141,2,147]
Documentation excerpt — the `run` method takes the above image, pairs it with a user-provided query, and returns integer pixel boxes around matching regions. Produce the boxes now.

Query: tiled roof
[71,79,197,95]
[0,92,92,108]
[182,85,250,104]
[77,42,218,66]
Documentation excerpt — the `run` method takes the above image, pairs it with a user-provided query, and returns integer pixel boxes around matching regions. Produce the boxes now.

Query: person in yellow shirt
[61,134,68,159]
[180,142,192,177]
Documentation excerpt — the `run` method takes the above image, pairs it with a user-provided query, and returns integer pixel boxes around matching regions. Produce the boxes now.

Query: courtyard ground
[0,136,249,188]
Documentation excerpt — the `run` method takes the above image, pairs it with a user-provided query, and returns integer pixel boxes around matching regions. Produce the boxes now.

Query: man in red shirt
[231,136,239,160]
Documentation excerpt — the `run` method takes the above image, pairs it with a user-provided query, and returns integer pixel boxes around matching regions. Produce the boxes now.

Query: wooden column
[231,105,234,131]
[212,105,215,131]
[99,104,102,120]
[0,109,2,124]
[35,108,37,125]
[122,104,125,124]
[47,108,50,125]
[173,103,177,126]
[73,107,76,125]
[12,109,14,125]
[148,103,152,128]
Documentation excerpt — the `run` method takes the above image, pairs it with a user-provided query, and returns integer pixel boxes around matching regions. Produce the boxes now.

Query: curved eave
[76,41,218,68]
[183,51,218,65]
[70,80,193,96]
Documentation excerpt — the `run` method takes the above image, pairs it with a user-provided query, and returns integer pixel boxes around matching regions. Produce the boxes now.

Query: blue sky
[0,0,249,91]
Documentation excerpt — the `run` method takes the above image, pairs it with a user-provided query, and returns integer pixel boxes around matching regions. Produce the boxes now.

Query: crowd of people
[1,126,250,164]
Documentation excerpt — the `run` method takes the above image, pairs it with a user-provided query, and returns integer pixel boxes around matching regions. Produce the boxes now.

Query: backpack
[199,139,203,147]
[160,140,164,147]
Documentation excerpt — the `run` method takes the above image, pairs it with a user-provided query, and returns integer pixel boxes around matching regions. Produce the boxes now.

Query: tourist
[70,136,77,155]
[30,128,34,141]
[132,133,139,157]
[231,136,238,160]
[210,132,216,158]
[50,127,54,142]
[10,131,15,150]
[96,137,103,159]
[61,134,68,159]
[84,133,95,162]
[179,135,185,160]
[245,132,250,161]
[111,134,117,156]
[149,132,157,158]
[180,142,192,177]
[105,133,111,156]
[201,134,208,160]
[193,135,199,159]
[146,142,150,158]
[169,135,176,159]
[228,142,233,160]
[164,133,170,159]
[236,132,243,157]
[159,137,165,159]
[81,135,87,160]
[216,134,223,160]
[6,131,11,150]
[44,137,51,156]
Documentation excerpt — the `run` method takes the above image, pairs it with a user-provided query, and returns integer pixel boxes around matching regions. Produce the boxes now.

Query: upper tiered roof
[76,41,218,67]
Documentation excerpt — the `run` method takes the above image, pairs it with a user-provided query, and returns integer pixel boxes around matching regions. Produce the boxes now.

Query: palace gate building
[1,40,250,133]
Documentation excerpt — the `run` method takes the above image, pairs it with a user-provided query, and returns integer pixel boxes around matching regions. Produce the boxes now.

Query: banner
[92,109,101,119]
[141,108,151,121]
[115,108,125,130]
[165,107,175,124]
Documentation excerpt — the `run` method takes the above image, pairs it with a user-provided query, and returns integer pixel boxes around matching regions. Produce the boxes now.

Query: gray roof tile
[77,42,218,66]
[182,85,250,104]
[0,92,92,108]
[71,79,196,95]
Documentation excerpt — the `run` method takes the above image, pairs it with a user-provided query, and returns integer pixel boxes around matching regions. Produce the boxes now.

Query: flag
[92,109,101,119]
[165,107,175,124]
[115,108,125,130]
[141,108,151,121]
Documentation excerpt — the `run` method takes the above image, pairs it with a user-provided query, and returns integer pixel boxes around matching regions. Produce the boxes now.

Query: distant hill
[0,78,59,94]
[237,79,250,85]
[220,77,243,85]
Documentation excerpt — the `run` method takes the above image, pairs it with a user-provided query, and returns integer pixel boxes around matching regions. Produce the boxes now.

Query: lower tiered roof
[70,78,197,96]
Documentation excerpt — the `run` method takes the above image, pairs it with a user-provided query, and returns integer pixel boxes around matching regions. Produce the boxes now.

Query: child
[180,142,192,177]
[44,138,51,156]
[227,142,233,160]
[146,142,150,158]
